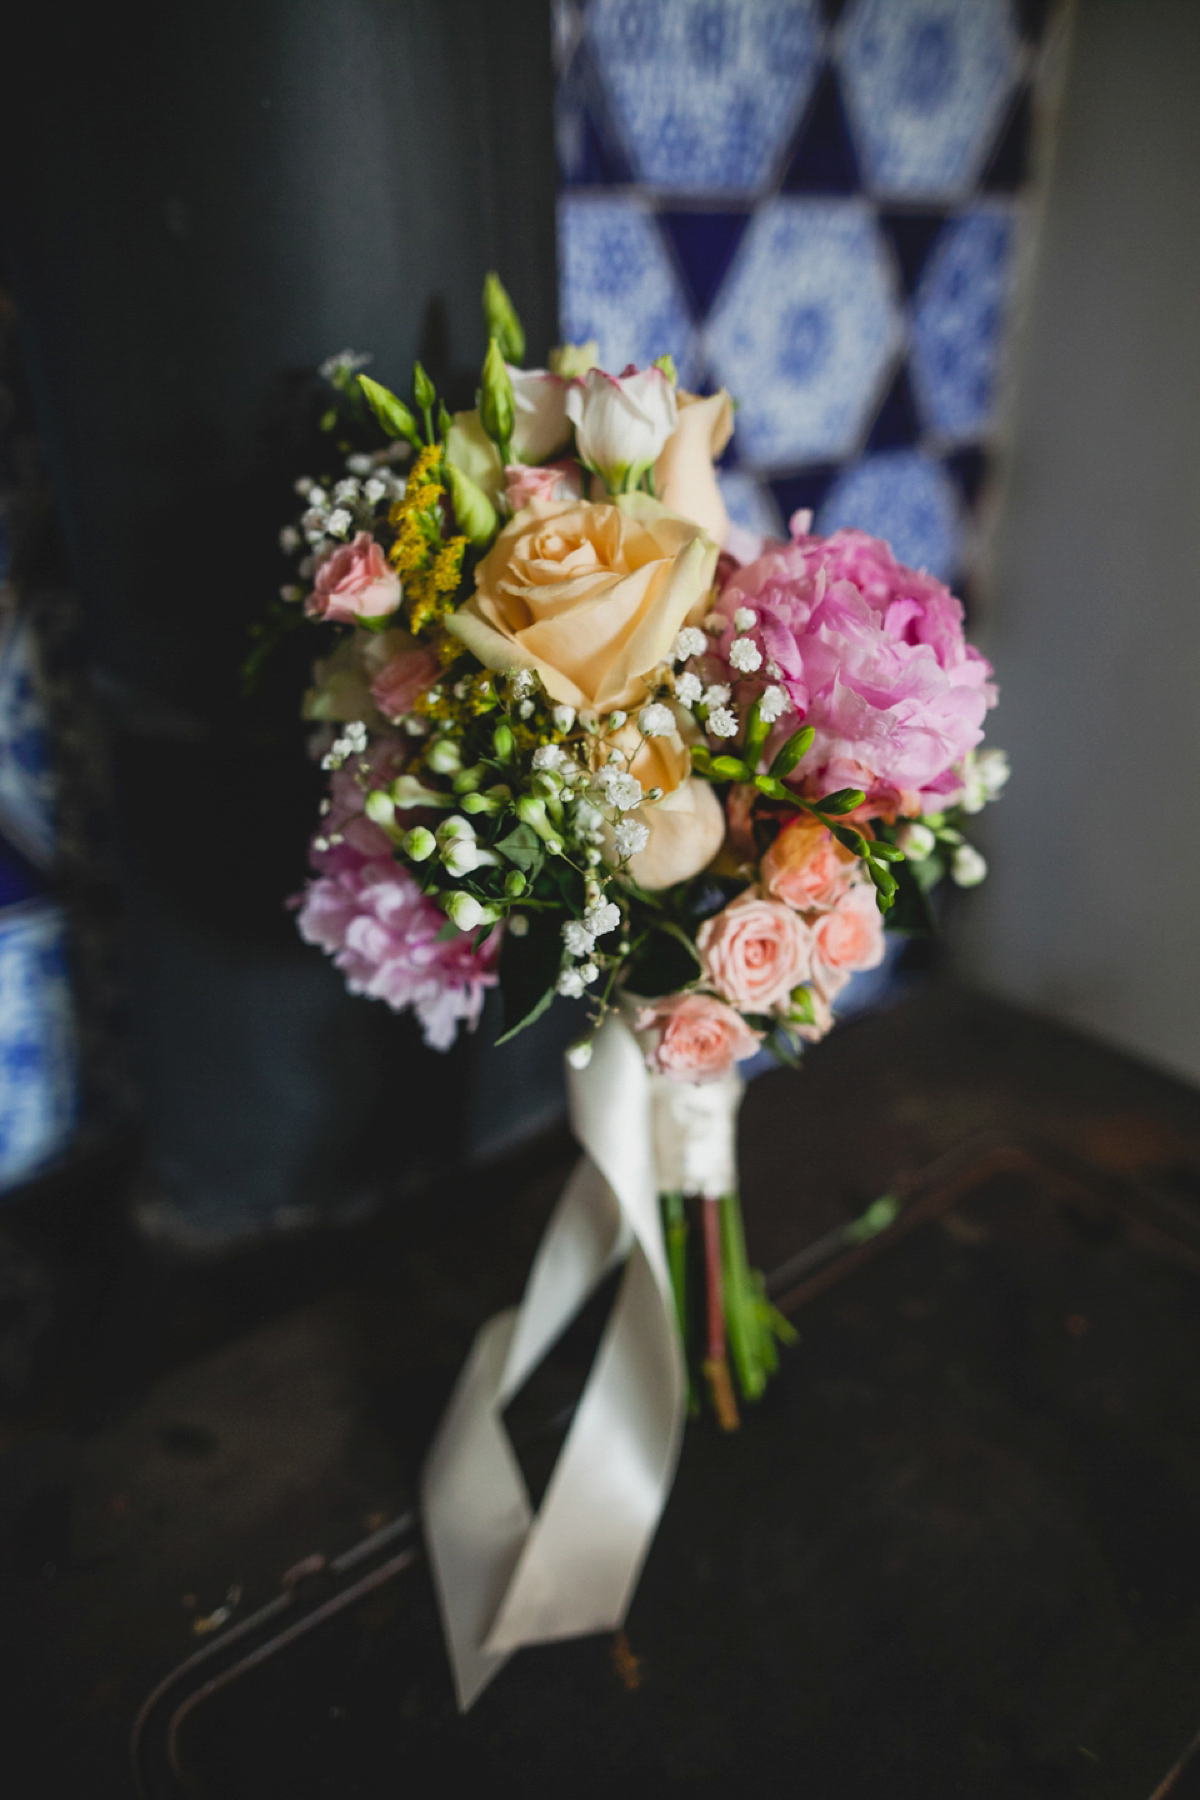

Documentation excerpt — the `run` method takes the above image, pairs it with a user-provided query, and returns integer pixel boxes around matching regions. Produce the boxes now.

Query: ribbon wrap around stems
[421,1013,742,1709]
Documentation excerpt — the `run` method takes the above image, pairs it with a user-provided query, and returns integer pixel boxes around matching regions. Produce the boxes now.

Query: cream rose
[654,388,734,545]
[447,492,717,713]
[697,889,813,1013]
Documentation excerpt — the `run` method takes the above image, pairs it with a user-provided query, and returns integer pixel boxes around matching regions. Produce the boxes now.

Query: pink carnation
[308,532,401,623]
[297,858,498,1051]
[369,645,441,721]
[636,992,761,1084]
[714,527,996,812]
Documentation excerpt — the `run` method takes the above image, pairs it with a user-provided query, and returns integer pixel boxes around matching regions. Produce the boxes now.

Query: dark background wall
[0,0,564,1240]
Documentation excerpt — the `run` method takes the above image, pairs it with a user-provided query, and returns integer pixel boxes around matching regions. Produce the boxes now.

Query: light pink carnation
[297,859,498,1051]
[369,645,441,721]
[636,992,761,1084]
[308,532,401,623]
[697,890,812,1013]
[714,526,996,812]
[504,460,583,512]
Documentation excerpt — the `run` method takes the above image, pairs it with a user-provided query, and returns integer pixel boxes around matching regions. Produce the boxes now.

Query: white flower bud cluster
[729,637,763,674]
[674,671,703,707]
[672,627,707,663]
[958,747,1010,814]
[637,702,674,737]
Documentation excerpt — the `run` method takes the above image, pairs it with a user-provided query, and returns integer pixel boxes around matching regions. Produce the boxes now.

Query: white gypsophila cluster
[346,453,374,477]
[562,919,594,957]
[326,507,353,538]
[593,768,642,812]
[279,584,303,603]
[510,669,537,699]
[531,743,566,772]
[733,607,756,632]
[279,525,301,554]
[607,709,627,730]
[572,798,606,844]
[951,844,988,887]
[959,747,1010,814]
[333,478,360,503]
[729,637,763,674]
[552,704,576,733]
[674,671,703,707]
[707,706,738,739]
[363,476,388,505]
[584,899,621,939]
[613,819,650,858]
[637,702,674,737]
[557,966,586,998]
[319,348,372,383]
[758,684,788,723]
[672,627,707,662]
[703,683,731,708]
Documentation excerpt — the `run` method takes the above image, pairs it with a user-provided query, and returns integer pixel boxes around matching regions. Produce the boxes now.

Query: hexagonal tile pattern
[558,196,698,380]
[705,199,902,469]
[587,0,821,194]
[912,204,1015,440]
[816,448,962,581]
[837,0,1020,201]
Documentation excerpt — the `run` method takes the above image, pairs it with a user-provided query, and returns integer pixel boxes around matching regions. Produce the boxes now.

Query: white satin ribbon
[421,1013,740,1710]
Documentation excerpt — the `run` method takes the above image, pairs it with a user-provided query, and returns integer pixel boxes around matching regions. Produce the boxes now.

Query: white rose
[565,365,679,492]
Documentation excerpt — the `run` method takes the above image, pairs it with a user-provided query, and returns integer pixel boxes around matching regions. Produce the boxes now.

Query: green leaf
[357,375,420,445]
[769,724,815,778]
[766,1024,803,1070]
[496,912,561,1043]
[494,822,544,875]
[814,787,866,816]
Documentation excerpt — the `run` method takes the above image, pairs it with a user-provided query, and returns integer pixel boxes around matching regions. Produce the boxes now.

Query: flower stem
[701,1195,739,1431]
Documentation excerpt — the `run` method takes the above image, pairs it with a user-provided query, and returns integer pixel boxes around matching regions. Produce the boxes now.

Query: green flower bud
[444,460,498,548]
[492,721,515,763]
[356,375,420,446]
[363,789,395,829]
[452,764,485,794]
[436,814,474,846]
[413,361,436,413]
[403,827,436,862]
[504,870,527,897]
[425,737,462,775]
[479,338,515,452]
[482,271,525,365]
[444,891,484,932]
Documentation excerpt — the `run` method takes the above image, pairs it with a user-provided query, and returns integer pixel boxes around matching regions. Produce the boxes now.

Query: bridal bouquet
[272,275,1005,1702]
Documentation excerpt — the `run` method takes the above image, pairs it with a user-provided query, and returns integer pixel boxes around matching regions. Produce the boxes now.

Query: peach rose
[762,815,858,912]
[811,884,885,993]
[654,388,734,546]
[697,889,812,1013]
[504,460,583,512]
[447,493,717,713]
[636,992,761,1084]
[308,532,401,623]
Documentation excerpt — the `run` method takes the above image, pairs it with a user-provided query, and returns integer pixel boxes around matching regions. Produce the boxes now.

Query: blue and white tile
[911,204,1016,441]
[837,0,1020,201]
[587,0,821,194]
[717,468,783,542]
[0,608,56,868]
[816,448,962,581]
[705,199,902,468]
[558,195,699,379]
[0,902,77,1190]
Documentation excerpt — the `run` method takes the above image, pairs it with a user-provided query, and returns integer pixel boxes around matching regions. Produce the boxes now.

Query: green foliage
[624,923,701,998]
[496,911,562,1043]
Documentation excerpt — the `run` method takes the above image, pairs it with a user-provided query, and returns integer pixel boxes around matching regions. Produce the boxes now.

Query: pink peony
[369,645,441,721]
[636,992,761,1084]
[297,858,499,1051]
[308,532,401,623]
[810,883,886,999]
[504,460,583,512]
[714,526,996,813]
[697,890,812,1013]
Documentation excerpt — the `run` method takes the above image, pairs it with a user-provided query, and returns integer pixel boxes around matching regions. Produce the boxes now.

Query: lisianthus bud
[436,814,474,846]
[482,271,525,364]
[444,461,498,548]
[425,737,462,775]
[444,891,484,931]
[402,826,436,862]
[565,365,678,492]
[479,339,516,451]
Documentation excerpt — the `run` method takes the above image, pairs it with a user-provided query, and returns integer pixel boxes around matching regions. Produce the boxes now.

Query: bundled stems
[702,1196,740,1432]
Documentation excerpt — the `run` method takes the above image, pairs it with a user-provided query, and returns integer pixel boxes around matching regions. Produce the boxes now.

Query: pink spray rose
[636,992,762,1084]
[369,645,441,721]
[761,814,858,912]
[810,883,886,1000]
[713,526,996,814]
[504,460,584,512]
[308,532,401,623]
[697,890,812,1013]
[297,858,499,1051]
